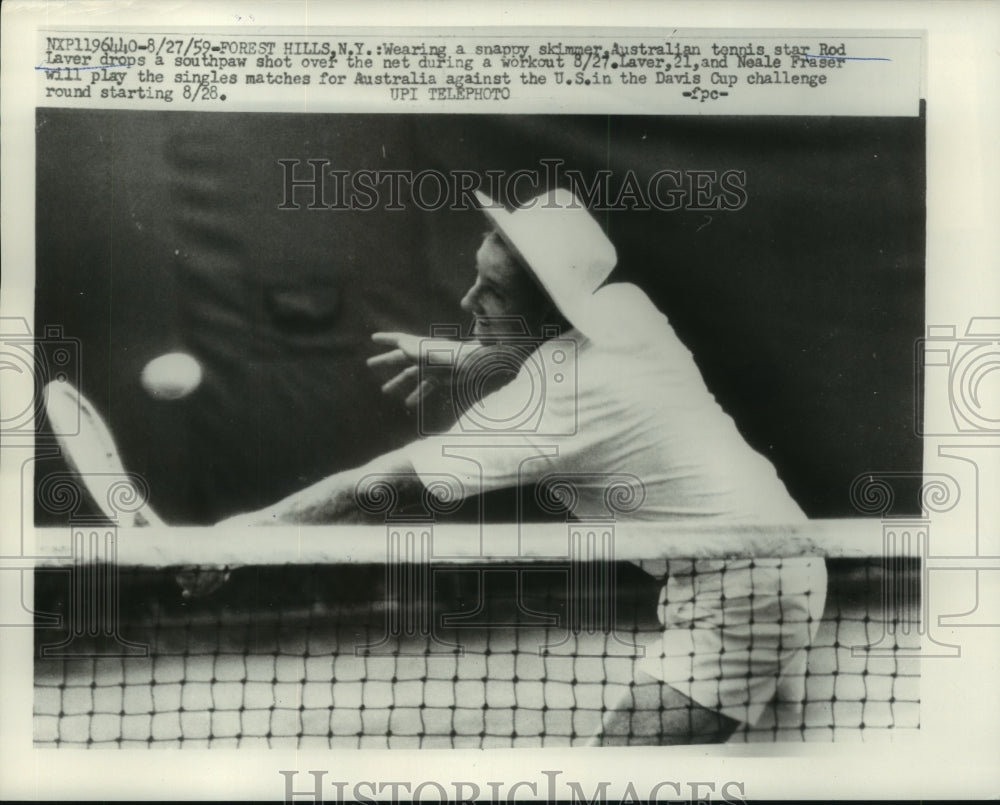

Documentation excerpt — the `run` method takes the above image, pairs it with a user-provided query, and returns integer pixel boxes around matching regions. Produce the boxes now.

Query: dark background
[34,108,925,524]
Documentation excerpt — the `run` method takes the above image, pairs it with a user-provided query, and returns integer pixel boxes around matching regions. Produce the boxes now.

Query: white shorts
[636,557,828,727]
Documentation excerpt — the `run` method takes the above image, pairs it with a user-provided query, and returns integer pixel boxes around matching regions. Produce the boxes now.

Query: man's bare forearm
[217,447,423,526]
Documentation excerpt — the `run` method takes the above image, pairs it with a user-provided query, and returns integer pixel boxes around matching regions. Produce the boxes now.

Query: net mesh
[33,526,920,748]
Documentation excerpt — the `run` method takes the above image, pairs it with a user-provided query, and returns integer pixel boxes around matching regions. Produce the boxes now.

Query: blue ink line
[35,64,131,71]
[802,54,892,62]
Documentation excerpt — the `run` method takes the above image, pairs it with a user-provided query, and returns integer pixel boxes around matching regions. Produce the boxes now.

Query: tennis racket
[43,380,230,597]
[43,380,164,527]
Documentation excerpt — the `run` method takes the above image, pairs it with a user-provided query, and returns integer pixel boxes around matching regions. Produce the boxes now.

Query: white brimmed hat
[475,188,618,339]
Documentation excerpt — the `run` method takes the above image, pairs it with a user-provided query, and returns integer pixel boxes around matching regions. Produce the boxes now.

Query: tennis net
[32,521,920,748]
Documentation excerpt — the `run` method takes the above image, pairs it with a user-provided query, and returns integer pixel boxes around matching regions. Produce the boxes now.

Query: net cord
[29,519,924,567]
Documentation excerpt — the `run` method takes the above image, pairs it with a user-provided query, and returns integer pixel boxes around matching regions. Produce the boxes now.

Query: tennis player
[220,188,827,745]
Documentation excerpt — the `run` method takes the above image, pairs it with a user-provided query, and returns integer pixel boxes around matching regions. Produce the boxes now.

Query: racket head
[43,381,164,526]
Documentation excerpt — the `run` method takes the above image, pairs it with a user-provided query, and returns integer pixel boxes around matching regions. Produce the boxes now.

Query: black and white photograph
[30,107,925,751]
[2,3,999,802]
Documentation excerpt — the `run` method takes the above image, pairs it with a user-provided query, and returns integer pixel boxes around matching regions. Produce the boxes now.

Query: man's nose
[460,286,478,314]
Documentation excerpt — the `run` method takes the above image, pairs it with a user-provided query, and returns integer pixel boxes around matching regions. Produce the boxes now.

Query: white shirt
[405,309,805,525]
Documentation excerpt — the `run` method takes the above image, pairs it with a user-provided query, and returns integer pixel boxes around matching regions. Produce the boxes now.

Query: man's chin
[472,329,508,346]
[472,319,524,342]
[471,320,496,341]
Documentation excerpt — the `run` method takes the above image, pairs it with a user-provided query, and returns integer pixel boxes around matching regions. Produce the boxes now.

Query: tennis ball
[141,352,203,400]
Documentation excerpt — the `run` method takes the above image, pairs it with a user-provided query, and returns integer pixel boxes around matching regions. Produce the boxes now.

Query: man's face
[461,233,550,339]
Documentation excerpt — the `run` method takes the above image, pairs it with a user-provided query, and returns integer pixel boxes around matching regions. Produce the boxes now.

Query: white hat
[475,188,617,339]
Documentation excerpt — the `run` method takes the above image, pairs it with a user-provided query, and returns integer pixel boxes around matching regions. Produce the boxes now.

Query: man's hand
[174,566,232,599]
[367,332,467,409]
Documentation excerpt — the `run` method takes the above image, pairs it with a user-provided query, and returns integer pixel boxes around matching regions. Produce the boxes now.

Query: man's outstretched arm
[216,447,423,526]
